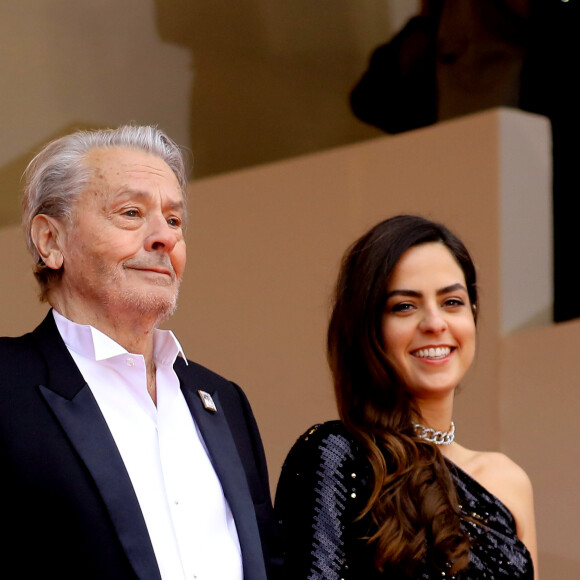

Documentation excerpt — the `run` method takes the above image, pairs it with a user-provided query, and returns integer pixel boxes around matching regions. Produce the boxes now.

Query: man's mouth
[411,346,453,359]
[139,267,172,276]
[125,263,174,278]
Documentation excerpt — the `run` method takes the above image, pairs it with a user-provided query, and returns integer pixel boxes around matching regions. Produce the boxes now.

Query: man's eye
[167,217,181,227]
[124,209,139,218]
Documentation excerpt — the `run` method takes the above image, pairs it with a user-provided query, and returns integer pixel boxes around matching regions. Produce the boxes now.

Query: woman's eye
[391,302,414,313]
[444,298,465,308]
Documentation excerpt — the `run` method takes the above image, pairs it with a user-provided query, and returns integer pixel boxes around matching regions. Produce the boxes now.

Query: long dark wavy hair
[327,215,478,575]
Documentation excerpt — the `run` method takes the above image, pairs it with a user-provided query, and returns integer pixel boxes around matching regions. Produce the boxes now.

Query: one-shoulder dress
[275,421,534,579]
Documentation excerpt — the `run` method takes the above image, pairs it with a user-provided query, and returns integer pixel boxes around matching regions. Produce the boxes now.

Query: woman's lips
[411,346,454,359]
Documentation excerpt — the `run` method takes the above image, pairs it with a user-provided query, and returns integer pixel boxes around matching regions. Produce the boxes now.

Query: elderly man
[0,126,279,579]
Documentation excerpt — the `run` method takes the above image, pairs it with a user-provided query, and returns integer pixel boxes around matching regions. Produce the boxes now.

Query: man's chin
[118,288,179,323]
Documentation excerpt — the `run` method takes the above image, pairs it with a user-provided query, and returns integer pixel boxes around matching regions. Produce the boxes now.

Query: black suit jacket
[0,312,280,579]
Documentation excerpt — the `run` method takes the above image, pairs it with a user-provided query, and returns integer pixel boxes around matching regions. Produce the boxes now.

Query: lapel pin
[197,390,218,413]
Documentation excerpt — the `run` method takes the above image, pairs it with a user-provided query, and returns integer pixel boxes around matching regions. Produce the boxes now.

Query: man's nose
[145,215,178,252]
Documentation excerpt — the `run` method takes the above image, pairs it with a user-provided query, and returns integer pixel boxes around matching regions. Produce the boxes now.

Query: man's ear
[30,214,65,270]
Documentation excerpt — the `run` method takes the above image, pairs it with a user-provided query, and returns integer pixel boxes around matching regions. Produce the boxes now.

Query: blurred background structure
[0,0,412,225]
[2,1,576,320]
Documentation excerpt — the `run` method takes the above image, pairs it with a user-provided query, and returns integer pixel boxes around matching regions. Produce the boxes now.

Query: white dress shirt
[53,310,243,580]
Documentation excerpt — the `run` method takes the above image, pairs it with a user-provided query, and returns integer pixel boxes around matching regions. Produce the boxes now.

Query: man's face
[57,147,187,325]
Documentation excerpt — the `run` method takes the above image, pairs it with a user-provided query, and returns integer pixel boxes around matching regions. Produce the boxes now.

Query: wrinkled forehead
[85,146,182,184]
[78,147,186,206]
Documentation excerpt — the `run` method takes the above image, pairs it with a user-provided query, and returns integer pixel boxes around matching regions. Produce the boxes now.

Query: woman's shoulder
[279,421,370,487]
[447,444,536,545]
[452,446,533,501]
[471,451,534,524]
[295,420,355,443]
[283,420,361,464]
[277,420,370,517]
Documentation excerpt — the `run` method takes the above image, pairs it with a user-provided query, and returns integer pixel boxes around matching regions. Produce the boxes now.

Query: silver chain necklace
[413,421,455,445]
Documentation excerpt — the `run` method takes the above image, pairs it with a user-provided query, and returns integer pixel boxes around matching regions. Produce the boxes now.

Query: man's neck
[51,300,159,360]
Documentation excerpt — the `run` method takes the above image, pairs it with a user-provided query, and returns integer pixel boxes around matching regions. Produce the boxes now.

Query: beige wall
[1,109,575,578]
[0,0,418,227]
[502,321,580,576]
[178,108,552,459]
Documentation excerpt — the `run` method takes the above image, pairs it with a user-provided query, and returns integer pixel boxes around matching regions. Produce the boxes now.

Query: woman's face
[382,242,476,401]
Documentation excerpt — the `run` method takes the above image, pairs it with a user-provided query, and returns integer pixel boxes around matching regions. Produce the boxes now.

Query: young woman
[275,215,537,579]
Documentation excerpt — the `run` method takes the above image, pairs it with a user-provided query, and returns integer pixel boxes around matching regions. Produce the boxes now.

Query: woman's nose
[419,308,448,334]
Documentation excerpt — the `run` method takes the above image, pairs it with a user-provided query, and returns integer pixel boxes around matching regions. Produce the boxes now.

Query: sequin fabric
[275,421,534,580]
[451,461,534,578]
[310,432,351,578]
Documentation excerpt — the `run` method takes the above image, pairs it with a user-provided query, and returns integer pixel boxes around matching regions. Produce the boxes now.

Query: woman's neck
[414,395,454,432]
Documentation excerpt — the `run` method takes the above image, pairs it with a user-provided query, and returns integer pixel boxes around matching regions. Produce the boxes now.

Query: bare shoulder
[471,451,533,497]
[445,445,530,495]
[445,445,538,577]
[451,448,532,513]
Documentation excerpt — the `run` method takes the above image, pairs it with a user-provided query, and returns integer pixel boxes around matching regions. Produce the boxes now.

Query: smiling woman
[275,215,538,579]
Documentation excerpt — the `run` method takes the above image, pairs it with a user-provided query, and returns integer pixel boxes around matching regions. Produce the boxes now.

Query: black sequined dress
[275,421,534,580]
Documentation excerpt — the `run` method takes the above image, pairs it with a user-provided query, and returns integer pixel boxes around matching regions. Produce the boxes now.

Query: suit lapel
[33,313,161,580]
[176,363,268,580]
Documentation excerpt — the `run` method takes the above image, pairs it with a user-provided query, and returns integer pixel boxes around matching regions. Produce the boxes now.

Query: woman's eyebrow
[386,283,467,300]
[386,289,422,299]
[436,283,467,296]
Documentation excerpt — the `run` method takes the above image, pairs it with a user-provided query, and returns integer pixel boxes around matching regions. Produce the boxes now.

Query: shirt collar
[52,309,188,366]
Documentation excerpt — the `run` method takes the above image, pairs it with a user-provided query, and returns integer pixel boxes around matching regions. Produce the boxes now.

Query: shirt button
[126,357,135,367]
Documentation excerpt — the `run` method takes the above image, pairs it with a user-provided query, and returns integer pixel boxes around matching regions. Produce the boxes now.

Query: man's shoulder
[175,357,235,388]
[0,328,49,396]
[0,330,37,361]
[0,312,55,355]
[174,357,248,406]
[0,313,64,387]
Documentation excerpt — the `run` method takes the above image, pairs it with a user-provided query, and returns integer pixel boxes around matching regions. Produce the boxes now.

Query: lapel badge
[197,390,218,413]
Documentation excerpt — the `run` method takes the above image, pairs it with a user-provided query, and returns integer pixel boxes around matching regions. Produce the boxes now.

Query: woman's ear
[30,214,65,270]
